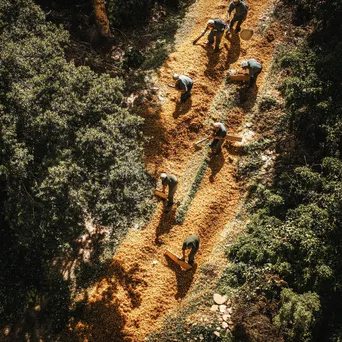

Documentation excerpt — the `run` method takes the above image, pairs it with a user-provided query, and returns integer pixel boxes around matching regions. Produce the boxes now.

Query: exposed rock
[222,321,229,329]
[213,293,227,305]
[214,331,220,337]
[222,314,230,321]
[210,304,219,312]
[219,305,227,313]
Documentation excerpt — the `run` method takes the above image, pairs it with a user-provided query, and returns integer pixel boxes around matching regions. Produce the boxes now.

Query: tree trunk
[93,0,112,38]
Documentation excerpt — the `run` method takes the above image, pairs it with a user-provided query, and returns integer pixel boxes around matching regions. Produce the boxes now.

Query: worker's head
[241,60,249,69]
[212,122,221,130]
[233,0,240,5]
[172,73,180,80]
[207,19,215,27]
[160,173,167,180]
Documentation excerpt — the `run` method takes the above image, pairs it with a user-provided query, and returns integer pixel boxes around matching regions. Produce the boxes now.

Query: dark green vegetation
[0,0,156,337]
[224,0,342,341]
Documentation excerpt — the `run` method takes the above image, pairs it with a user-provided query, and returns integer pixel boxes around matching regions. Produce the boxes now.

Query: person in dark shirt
[173,74,194,103]
[227,0,248,33]
[210,122,227,155]
[160,172,178,207]
[241,58,262,88]
[181,234,200,266]
[202,19,227,52]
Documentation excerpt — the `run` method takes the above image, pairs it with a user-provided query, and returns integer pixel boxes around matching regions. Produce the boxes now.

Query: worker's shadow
[238,85,258,111]
[173,98,193,118]
[203,45,221,79]
[208,151,225,182]
[165,257,197,299]
[155,205,177,245]
[225,32,241,65]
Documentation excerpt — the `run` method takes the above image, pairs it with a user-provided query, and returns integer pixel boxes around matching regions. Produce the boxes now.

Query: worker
[172,74,194,103]
[227,0,248,33]
[181,234,200,266]
[210,122,227,155]
[241,58,262,88]
[202,19,227,52]
[160,173,178,207]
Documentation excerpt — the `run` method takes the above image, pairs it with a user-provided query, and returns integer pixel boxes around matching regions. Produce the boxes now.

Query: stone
[213,331,220,337]
[210,305,219,312]
[219,305,227,313]
[222,322,229,329]
[213,293,227,305]
[222,314,230,321]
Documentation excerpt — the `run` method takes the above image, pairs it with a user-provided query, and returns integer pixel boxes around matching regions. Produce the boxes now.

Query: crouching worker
[210,122,227,155]
[241,59,262,88]
[181,234,200,266]
[160,173,178,207]
[173,74,193,103]
[202,19,227,52]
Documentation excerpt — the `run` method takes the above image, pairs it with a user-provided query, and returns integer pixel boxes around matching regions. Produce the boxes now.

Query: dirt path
[66,0,282,341]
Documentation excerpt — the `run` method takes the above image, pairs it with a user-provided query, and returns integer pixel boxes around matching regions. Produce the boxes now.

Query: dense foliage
[225,0,342,341]
[0,0,153,330]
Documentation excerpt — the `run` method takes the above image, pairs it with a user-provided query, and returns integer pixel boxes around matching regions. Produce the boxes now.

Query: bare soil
[65,0,283,341]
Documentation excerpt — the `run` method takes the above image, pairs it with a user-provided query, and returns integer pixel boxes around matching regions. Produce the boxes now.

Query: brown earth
[65,0,283,341]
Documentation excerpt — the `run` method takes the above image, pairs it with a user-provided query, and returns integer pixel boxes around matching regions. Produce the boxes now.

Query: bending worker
[181,234,200,266]
[160,172,178,207]
[172,74,193,103]
[202,19,227,52]
[227,0,248,33]
[210,122,227,155]
[241,58,262,88]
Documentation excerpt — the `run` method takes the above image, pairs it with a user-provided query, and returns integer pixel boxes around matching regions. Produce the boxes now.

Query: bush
[0,0,153,324]
[274,289,321,342]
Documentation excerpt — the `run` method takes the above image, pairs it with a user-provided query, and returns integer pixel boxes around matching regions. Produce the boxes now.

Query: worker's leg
[229,16,238,31]
[167,184,177,206]
[188,248,198,265]
[208,30,215,45]
[210,139,218,154]
[214,32,223,51]
[235,16,244,32]
[214,140,224,155]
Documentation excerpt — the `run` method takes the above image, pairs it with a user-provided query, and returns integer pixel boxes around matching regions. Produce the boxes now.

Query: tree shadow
[173,98,193,118]
[108,260,148,309]
[164,257,197,299]
[208,151,225,182]
[155,206,177,245]
[65,294,132,342]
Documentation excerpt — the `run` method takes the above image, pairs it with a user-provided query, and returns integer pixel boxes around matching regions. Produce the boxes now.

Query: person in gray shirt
[210,122,227,155]
[227,0,248,33]
[161,172,178,207]
[202,19,227,52]
[173,74,194,103]
[241,58,262,88]
[181,234,200,266]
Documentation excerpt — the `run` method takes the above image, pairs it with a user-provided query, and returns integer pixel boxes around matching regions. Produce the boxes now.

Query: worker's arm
[180,249,186,261]
[175,80,186,94]
[201,24,210,35]
[227,2,234,20]
[162,185,166,192]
